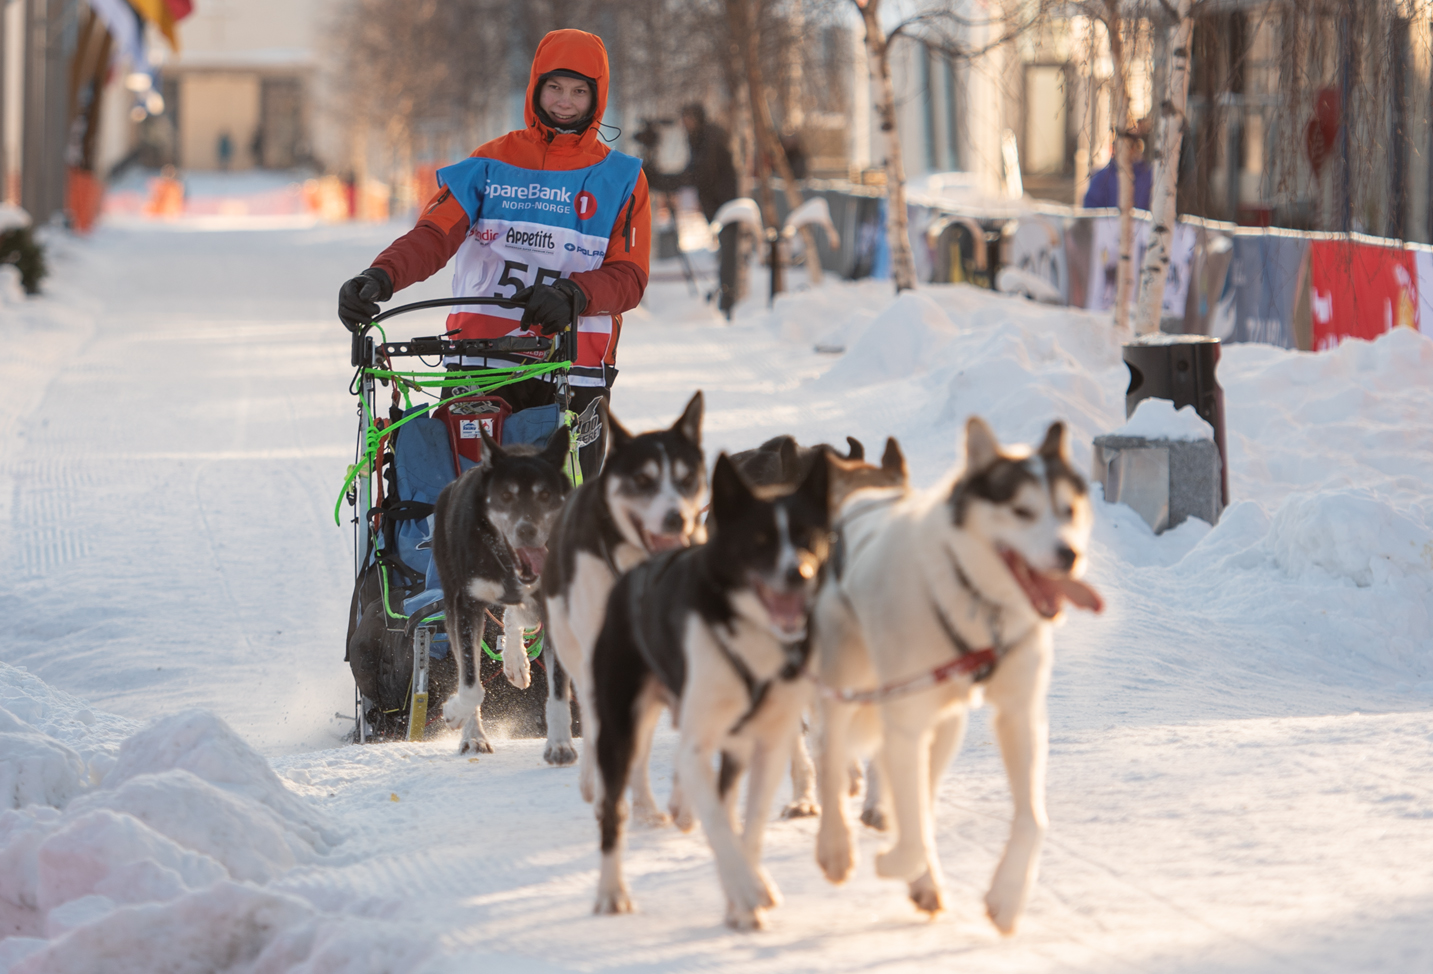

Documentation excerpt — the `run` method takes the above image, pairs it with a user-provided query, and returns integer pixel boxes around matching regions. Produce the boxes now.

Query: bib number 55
[495,261,562,299]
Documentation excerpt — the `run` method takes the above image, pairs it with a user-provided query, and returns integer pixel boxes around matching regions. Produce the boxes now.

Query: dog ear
[672,390,704,447]
[481,427,506,465]
[964,416,999,471]
[777,436,800,480]
[603,399,633,455]
[540,424,571,470]
[709,453,752,529]
[881,437,909,481]
[1038,421,1070,462]
[845,436,865,462]
[795,439,831,521]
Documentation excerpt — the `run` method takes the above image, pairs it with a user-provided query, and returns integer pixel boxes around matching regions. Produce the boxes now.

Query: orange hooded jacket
[371,30,651,345]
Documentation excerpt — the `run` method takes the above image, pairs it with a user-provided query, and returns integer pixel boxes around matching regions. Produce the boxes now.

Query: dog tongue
[1055,577,1103,613]
[516,546,546,578]
[755,582,807,633]
[646,532,685,553]
[1001,549,1104,618]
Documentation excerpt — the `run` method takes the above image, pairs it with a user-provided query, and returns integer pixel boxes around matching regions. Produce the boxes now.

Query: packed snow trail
[1,218,1430,973]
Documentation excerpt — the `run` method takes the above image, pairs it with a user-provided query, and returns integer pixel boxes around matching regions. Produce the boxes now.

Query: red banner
[1309,240,1417,350]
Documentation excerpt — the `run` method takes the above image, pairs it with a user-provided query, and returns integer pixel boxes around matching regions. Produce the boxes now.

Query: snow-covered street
[2,222,1431,973]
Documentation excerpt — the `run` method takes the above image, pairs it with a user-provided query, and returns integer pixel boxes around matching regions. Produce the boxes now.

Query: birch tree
[854,0,919,291]
[1099,0,1138,332]
[1134,0,1195,334]
[846,0,1059,294]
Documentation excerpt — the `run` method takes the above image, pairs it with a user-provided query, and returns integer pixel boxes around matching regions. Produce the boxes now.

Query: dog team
[430,391,1104,933]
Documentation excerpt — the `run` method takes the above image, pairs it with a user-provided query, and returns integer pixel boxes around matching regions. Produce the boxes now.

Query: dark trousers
[717,223,740,319]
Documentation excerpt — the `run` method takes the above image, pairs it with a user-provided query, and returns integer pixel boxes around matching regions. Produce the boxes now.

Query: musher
[337,28,651,476]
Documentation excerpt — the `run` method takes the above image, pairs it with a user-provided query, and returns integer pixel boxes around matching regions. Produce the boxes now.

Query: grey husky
[433,427,571,755]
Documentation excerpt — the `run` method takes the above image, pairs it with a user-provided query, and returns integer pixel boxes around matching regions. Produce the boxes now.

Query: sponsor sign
[1309,240,1417,350]
[458,417,499,440]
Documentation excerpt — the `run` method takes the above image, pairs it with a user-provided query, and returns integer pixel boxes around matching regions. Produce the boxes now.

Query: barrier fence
[778,182,1433,352]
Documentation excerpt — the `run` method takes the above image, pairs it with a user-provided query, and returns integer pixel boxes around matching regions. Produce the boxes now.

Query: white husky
[812,416,1103,934]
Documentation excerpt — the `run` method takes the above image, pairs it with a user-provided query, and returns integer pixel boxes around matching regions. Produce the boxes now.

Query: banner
[1228,234,1309,348]
[1003,215,1069,304]
[1309,240,1417,350]
[1066,217,1194,318]
[1415,249,1433,338]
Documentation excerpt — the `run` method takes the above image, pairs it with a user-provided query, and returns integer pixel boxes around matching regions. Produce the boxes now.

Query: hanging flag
[127,0,182,52]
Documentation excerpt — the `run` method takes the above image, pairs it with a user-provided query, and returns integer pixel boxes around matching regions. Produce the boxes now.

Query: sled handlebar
[351,296,574,367]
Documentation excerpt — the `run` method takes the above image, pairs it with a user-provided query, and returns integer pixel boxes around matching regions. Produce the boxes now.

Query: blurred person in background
[648,103,739,319]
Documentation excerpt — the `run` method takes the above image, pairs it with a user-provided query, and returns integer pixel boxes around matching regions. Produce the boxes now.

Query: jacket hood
[525,29,609,149]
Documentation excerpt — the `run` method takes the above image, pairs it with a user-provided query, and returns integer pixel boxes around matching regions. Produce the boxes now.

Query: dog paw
[441,698,465,730]
[875,841,925,882]
[984,885,1024,936]
[503,657,532,690]
[780,799,820,819]
[815,825,855,884]
[594,887,634,915]
[459,736,494,756]
[859,804,890,832]
[725,902,767,932]
[632,802,673,829]
[544,741,578,766]
[669,799,695,833]
[909,870,945,915]
[723,863,778,915]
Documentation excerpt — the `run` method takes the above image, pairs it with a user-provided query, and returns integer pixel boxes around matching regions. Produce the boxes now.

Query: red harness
[813,648,1000,706]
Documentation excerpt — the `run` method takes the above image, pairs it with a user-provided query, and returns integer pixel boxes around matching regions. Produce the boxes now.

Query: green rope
[333,360,567,524]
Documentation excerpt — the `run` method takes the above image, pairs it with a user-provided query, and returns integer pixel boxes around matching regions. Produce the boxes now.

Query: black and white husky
[541,393,706,823]
[812,417,1102,933]
[591,452,832,930]
[433,427,571,755]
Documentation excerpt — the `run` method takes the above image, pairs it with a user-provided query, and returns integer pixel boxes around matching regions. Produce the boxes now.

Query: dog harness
[712,625,810,736]
[820,521,1026,705]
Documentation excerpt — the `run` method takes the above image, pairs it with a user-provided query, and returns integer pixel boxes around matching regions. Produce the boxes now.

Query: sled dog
[730,434,865,489]
[542,392,706,824]
[731,434,911,818]
[812,417,1103,934]
[590,452,832,930]
[433,427,571,755]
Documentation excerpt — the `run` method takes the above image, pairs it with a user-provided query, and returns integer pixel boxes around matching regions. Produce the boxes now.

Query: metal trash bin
[1122,334,1229,506]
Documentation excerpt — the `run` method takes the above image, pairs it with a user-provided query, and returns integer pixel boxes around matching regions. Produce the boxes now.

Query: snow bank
[0,712,87,811]
[0,204,29,233]
[0,689,416,973]
[1111,397,1215,440]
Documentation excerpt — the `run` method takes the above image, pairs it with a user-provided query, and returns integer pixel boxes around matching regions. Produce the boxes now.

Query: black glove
[512,278,586,336]
[338,267,394,333]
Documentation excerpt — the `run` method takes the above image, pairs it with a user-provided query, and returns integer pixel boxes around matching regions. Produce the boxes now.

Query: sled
[337,297,587,744]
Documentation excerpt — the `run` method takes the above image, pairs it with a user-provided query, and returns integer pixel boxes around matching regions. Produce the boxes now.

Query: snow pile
[1110,397,1214,440]
[0,710,88,811]
[0,205,29,233]
[0,700,426,973]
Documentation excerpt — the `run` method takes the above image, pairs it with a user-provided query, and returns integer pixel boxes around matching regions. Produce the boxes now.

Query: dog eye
[1012,505,1036,522]
[501,490,514,502]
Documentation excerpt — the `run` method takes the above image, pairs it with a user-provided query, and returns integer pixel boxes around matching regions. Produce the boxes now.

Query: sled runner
[338,297,598,743]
